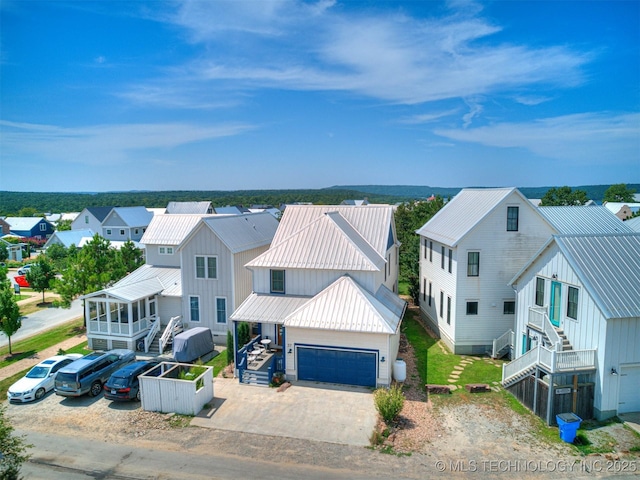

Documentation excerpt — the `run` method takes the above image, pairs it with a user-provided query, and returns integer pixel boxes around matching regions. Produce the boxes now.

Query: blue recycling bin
[556,413,582,443]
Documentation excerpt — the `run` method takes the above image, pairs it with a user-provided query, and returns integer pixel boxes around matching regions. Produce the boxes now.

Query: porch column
[233,321,239,367]
[281,325,286,371]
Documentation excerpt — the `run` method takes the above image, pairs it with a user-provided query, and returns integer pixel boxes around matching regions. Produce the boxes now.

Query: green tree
[56,219,72,231]
[26,257,57,304]
[0,243,8,263]
[539,186,588,206]
[0,404,32,479]
[603,183,636,203]
[395,197,445,303]
[118,240,145,274]
[0,280,21,355]
[17,207,37,217]
[44,243,70,272]
[54,234,120,307]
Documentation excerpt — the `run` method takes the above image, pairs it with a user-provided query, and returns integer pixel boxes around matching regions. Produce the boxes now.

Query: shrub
[226,331,234,365]
[374,385,405,424]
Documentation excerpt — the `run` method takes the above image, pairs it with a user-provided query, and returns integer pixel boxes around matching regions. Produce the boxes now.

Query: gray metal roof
[624,216,640,232]
[229,293,311,324]
[45,229,94,248]
[197,212,279,254]
[284,275,402,334]
[83,265,182,301]
[415,188,536,246]
[141,214,212,246]
[110,207,154,227]
[85,206,114,222]
[4,217,50,231]
[538,206,633,234]
[166,202,213,214]
[555,233,640,319]
[246,211,384,271]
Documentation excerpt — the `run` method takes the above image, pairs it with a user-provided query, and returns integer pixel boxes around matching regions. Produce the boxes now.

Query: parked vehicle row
[8,349,160,404]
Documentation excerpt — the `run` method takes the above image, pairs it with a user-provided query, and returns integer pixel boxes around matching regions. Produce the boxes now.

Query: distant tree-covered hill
[329,184,640,203]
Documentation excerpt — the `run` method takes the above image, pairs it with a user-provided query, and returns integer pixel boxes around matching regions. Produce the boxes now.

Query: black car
[103,360,159,401]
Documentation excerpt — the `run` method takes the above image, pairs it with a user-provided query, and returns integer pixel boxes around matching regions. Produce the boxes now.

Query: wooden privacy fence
[507,375,594,425]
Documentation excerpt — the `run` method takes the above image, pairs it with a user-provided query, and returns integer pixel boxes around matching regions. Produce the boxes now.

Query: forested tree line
[0,189,403,216]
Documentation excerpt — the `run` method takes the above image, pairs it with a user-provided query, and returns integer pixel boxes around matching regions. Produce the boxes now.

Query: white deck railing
[492,329,514,358]
[159,316,182,354]
[528,307,562,350]
[143,317,160,353]
[502,344,597,383]
[89,318,149,336]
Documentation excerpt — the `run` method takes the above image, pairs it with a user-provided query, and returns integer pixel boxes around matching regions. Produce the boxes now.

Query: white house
[231,205,406,387]
[44,229,94,249]
[166,201,214,215]
[101,207,154,242]
[603,202,640,220]
[82,212,278,354]
[506,232,640,423]
[415,188,555,355]
[176,212,280,339]
[72,206,114,233]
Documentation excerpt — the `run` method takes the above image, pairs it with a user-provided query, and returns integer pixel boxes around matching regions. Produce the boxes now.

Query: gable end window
[196,256,217,279]
[535,277,545,307]
[567,286,579,320]
[270,269,285,294]
[106,229,112,236]
[159,246,174,255]
[507,206,519,232]
[467,252,480,276]
[40,223,47,231]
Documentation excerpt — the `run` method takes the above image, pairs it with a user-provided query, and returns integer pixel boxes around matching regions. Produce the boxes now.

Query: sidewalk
[0,333,87,381]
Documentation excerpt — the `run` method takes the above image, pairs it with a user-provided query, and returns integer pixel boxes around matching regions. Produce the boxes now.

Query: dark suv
[55,349,136,397]
[103,360,159,401]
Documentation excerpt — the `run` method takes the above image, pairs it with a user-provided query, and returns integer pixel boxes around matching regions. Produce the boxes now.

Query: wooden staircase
[555,328,573,351]
[503,365,536,388]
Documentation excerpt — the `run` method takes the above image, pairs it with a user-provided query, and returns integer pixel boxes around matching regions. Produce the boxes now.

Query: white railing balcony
[88,318,152,338]
[528,306,546,330]
[555,349,597,372]
[503,345,597,384]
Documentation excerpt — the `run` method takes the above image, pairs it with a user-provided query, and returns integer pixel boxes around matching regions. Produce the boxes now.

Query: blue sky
[1,0,638,192]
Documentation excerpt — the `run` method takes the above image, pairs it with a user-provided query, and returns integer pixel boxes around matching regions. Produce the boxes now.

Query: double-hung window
[446,296,451,324]
[195,256,217,279]
[567,287,579,320]
[216,298,227,324]
[507,206,519,231]
[441,246,445,269]
[535,277,545,307]
[468,252,479,277]
[439,291,444,318]
[270,270,285,294]
[189,296,200,322]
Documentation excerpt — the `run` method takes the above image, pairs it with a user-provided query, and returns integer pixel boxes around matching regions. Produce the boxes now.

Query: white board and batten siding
[250,267,378,297]
[233,246,269,309]
[285,328,396,386]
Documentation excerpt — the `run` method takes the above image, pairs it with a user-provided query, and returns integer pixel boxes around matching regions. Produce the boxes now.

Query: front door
[549,281,561,327]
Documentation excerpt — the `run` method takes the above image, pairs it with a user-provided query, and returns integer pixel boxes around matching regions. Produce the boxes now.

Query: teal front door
[549,281,561,327]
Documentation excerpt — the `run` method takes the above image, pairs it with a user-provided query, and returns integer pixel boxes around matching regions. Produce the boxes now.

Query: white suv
[17,264,32,275]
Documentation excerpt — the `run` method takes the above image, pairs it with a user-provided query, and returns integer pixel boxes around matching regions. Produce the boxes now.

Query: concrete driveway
[192,378,377,446]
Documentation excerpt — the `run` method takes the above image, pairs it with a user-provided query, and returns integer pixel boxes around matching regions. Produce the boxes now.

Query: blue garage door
[297,347,377,387]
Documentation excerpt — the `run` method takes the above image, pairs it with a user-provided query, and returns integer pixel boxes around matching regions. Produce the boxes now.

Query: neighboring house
[4,217,55,240]
[72,206,114,233]
[231,204,406,388]
[537,205,633,235]
[214,205,250,215]
[166,201,214,215]
[101,206,154,242]
[341,198,370,206]
[415,188,555,355]
[0,237,22,262]
[82,212,278,354]
[506,233,640,423]
[44,229,95,249]
[177,213,280,337]
[603,202,640,220]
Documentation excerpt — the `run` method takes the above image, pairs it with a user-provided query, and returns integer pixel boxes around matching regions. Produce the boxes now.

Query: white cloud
[0,120,255,165]
[126,0,591,109]
[398,109,460,124]
[434,112,640,163]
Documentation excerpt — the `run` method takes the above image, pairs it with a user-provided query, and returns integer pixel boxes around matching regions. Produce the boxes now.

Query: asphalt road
[18,430,383,480]
[0,299,83,348]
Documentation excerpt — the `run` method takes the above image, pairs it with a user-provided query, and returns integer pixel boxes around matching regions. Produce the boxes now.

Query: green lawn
[402,310,503,388]
[205,350,228,377]
[0,318,85,369]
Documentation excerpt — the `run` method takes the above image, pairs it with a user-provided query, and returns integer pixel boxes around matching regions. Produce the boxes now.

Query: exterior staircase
[241,369,270,386]
[145,320,184,355]
[502,365,536,388]
[555,328,572,351]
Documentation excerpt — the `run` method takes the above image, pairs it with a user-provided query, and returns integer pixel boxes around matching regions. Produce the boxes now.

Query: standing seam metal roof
[555,233,640,319]
[537,206,633,234]
[141,214,214,245]
[415,188,520,246]
[199,212,279,254]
